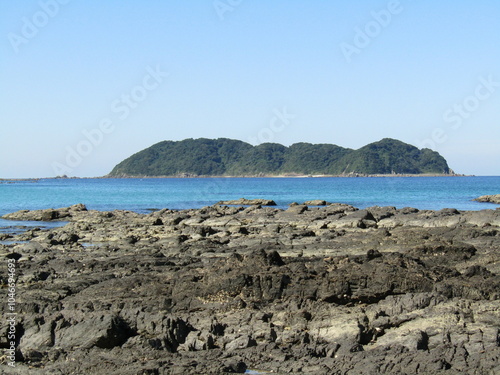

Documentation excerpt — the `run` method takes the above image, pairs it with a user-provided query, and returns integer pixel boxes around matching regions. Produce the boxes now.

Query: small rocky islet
[1,200,499,374]
[474,194,500,205]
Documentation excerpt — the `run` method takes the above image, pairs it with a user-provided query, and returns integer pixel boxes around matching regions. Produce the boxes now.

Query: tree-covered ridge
[108,138,451,177]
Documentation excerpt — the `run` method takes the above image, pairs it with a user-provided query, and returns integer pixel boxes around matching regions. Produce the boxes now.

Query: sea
[1,178,496,374]
[0,176,499,219]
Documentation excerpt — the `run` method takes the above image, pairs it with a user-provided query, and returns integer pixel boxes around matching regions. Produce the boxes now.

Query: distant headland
[107,138,456,178]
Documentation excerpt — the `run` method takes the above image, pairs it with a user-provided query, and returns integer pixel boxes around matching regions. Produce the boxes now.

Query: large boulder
[54,314,133,350]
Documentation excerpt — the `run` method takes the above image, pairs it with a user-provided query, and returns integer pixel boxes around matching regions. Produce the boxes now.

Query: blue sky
[1,0,499,177]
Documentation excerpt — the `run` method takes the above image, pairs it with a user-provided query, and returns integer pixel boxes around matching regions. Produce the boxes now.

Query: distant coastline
[101,172,469,179]
[0,173,474,182]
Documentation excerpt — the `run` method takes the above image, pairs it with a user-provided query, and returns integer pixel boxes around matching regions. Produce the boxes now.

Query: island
[108,138,453,177]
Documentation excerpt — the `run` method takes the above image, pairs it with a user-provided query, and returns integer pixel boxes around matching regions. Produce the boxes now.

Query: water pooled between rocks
[0,200,499,374]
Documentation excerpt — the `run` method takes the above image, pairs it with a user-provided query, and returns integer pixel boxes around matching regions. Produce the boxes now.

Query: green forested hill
[108,138,451,177]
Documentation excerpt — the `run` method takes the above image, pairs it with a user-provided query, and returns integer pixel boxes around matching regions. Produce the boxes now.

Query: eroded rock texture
[1,203,499,374]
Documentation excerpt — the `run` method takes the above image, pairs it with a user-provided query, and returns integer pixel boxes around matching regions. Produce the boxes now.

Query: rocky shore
[1,202,499,374]
[474,195,500,205]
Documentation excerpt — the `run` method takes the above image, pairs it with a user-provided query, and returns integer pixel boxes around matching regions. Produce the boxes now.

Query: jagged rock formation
[1,203,499,374]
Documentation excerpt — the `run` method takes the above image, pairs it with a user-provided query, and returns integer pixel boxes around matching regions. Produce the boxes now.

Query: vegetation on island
[108,138,451,177]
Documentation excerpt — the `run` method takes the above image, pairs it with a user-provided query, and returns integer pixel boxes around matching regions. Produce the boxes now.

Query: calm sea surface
[0,177,499,218]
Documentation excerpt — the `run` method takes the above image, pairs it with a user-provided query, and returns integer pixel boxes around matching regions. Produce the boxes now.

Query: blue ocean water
[0,177,498,218]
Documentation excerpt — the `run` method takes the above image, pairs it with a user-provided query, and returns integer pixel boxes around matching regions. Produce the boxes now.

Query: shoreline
[103,172,471,178]
[1,173,476,181]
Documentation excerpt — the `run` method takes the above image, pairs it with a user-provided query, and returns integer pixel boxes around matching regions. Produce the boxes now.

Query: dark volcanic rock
[407,242,477,266]
[303,200,331,206]
[0,202,499,374]
[2,203,88,221]
[217,198,277,206]
[474,194,500,204]
[57,314,133,350]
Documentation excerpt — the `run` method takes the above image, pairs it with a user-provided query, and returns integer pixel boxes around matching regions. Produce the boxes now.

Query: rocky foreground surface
[1,202,499,374]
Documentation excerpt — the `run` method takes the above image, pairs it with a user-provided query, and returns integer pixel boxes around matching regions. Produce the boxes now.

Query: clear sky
[1,0,499,178]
